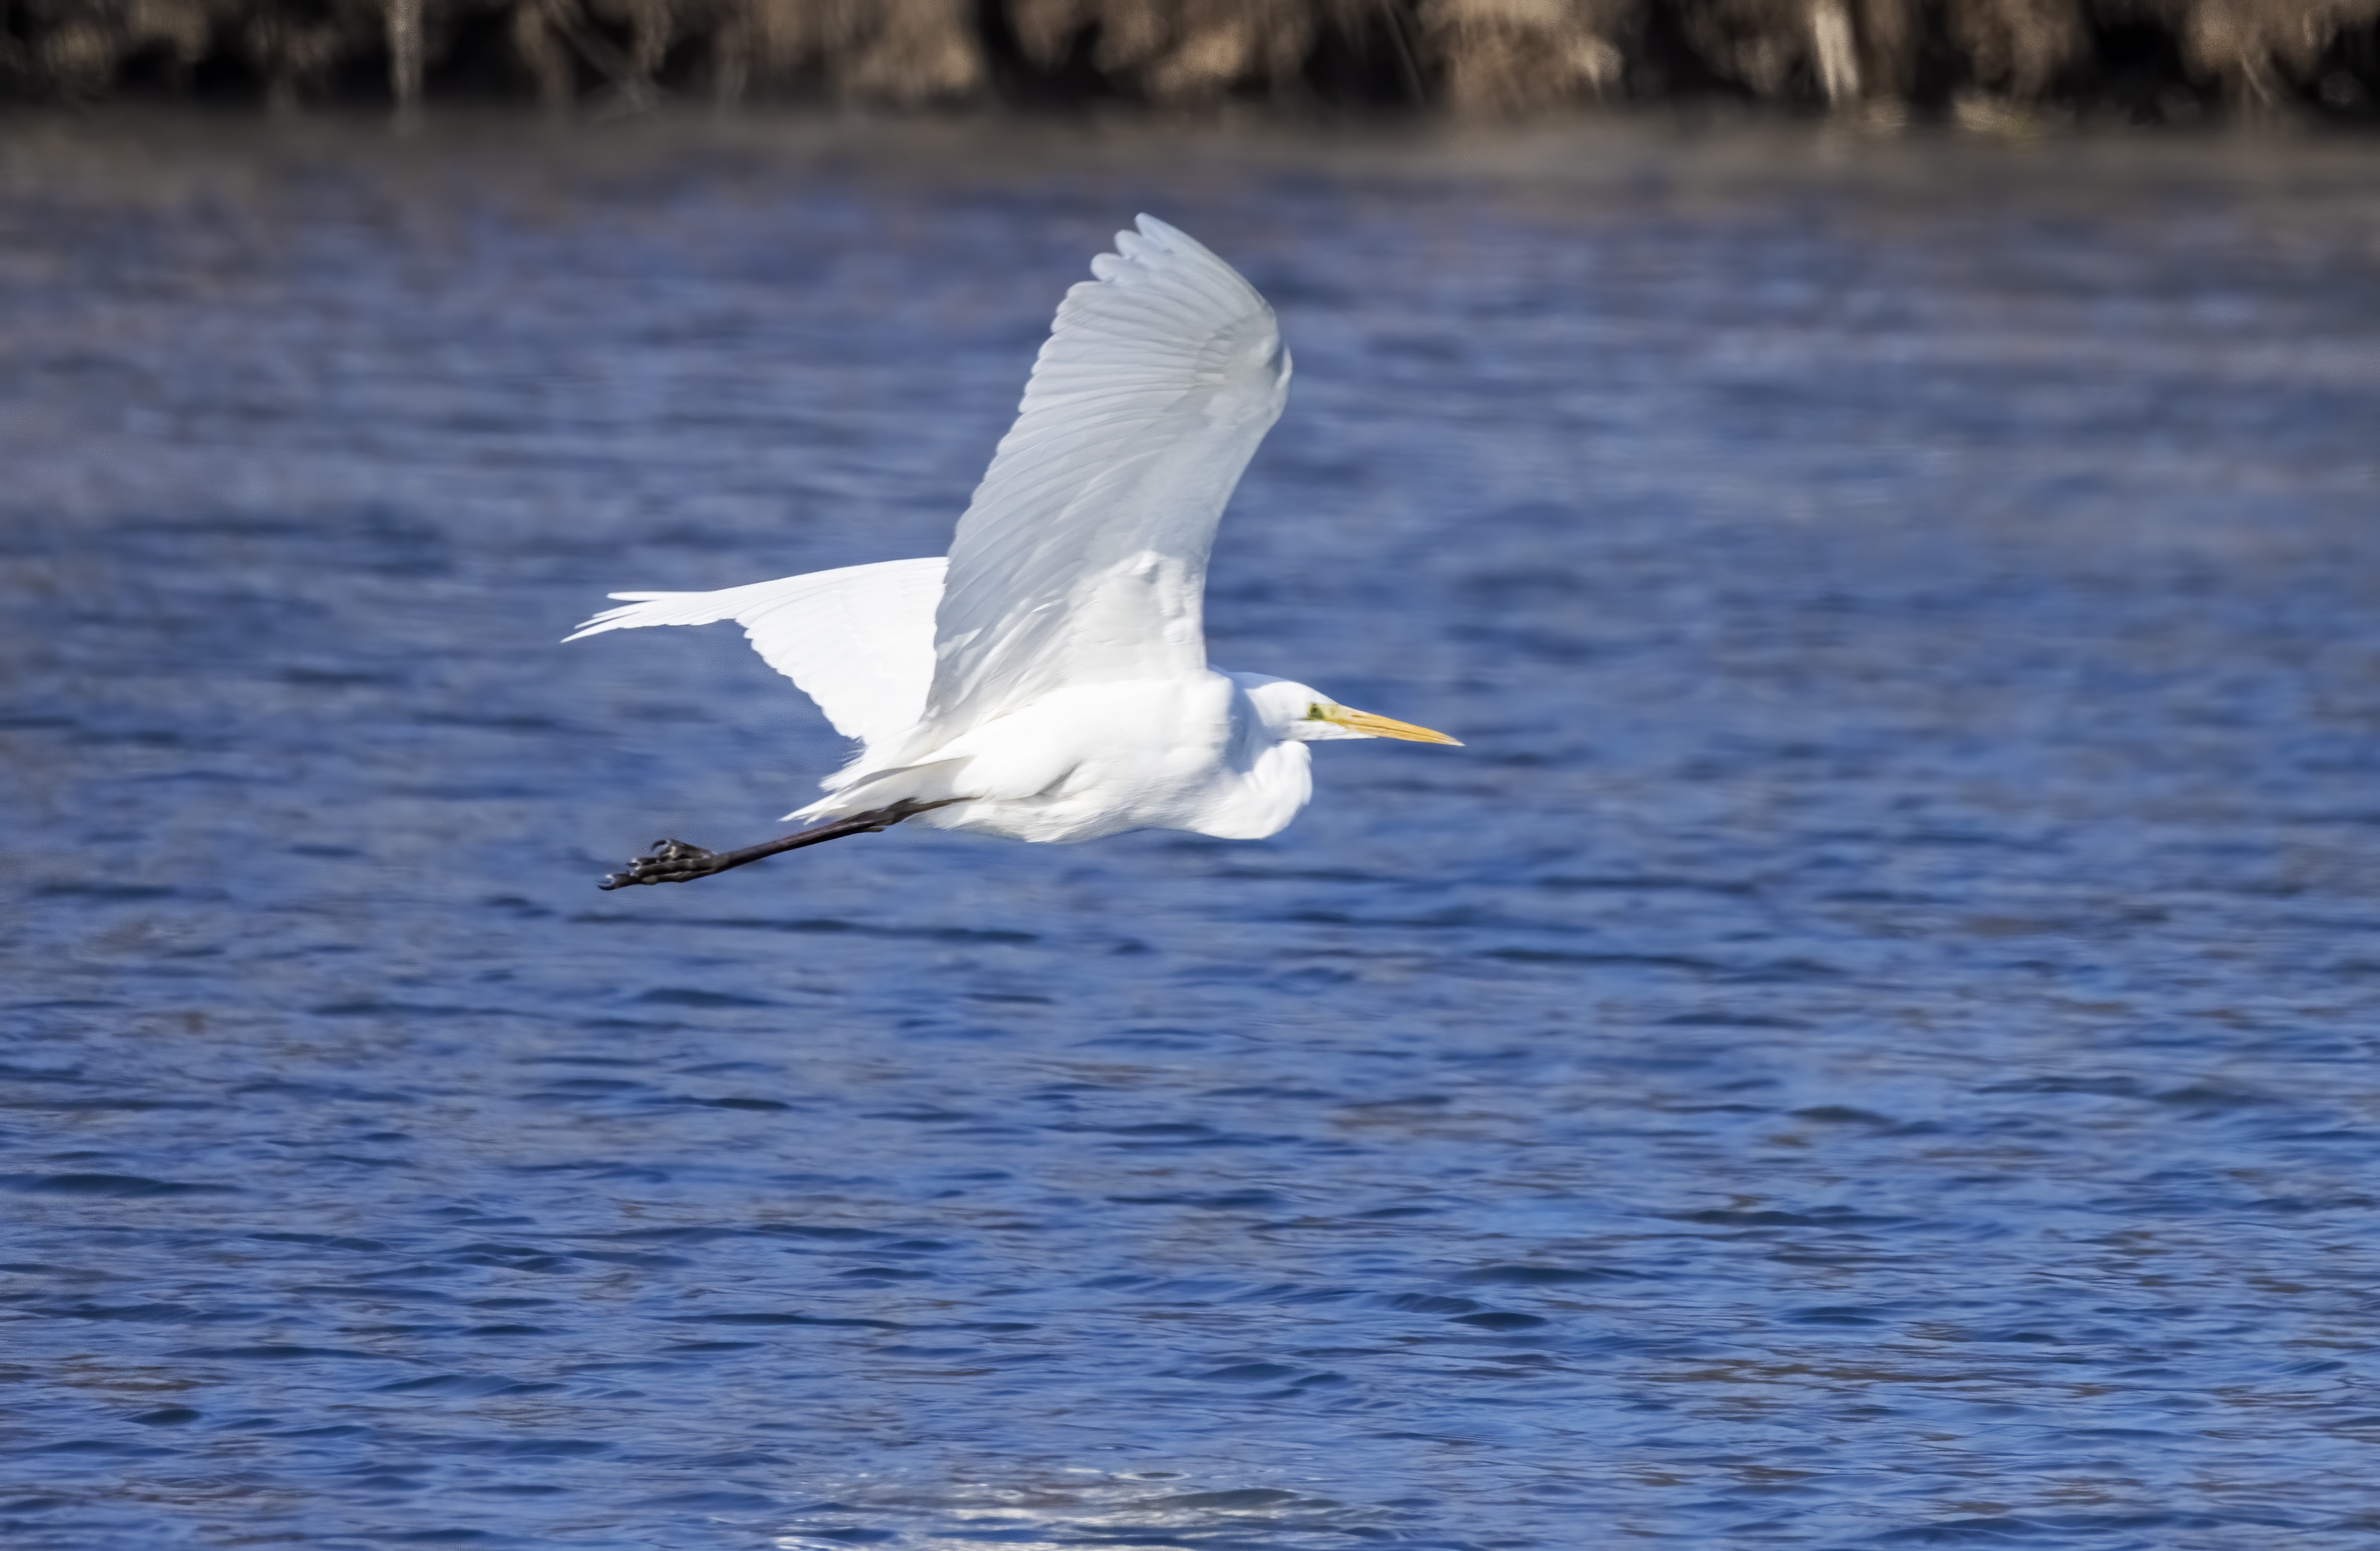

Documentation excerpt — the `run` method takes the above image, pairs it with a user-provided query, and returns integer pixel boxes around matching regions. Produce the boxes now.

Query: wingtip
[1134,212,1190,248]
[1097,215,1204,280]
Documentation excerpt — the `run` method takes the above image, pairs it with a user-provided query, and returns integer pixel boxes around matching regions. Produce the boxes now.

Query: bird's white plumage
[570,215,1455,863]
[902,214,1289,760]
[564,556,945,752]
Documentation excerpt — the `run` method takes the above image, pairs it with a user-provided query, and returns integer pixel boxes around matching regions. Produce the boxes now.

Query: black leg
[597,798,960,890]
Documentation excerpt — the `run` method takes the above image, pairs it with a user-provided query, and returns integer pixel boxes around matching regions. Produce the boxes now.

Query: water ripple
[3,116,2379,1550]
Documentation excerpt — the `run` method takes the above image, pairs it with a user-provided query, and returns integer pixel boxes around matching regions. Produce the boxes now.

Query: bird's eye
[1305,703,1328,721]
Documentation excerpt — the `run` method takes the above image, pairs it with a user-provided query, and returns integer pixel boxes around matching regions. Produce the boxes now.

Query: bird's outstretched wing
[904,214,1289,755]
[566,556,946,752]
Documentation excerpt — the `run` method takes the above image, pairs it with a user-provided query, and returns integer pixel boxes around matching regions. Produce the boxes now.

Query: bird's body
[570,216,1455,888]
[849,671,1311,845]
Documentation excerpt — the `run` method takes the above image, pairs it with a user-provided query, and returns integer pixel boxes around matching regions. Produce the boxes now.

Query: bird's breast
[915,672,1305,844]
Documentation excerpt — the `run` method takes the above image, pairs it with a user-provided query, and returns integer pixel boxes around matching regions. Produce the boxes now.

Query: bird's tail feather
[787,758,970,824]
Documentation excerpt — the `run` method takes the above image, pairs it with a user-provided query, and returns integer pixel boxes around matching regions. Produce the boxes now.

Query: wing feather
[566,557,945,751]
[905,214,1289,753]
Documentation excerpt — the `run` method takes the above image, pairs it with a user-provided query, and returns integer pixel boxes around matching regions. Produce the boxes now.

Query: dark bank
[9,0,2380,127]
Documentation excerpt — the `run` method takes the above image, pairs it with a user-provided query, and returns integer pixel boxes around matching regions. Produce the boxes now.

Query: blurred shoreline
[10,105,2380,221]
[4,0,2376,134]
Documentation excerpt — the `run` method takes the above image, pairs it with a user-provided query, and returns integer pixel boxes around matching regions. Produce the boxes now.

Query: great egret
[569,215,1458,890]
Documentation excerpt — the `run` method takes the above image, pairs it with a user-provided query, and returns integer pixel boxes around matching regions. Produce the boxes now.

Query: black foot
[599,838,722,890]
[594,800,961,891]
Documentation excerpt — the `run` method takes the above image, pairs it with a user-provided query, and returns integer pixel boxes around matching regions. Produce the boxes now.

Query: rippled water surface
[6,114,2380,1549]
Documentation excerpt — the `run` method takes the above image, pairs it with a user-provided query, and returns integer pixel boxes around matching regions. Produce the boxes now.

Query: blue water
[6,114,2380,1550]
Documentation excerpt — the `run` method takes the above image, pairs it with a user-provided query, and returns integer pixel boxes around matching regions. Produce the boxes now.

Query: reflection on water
[4,113,2380,1550]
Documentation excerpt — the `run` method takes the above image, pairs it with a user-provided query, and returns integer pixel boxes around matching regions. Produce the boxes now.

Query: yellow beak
[1329,707,1464,746]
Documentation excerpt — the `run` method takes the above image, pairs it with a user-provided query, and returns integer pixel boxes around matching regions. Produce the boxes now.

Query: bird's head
[1232,674,1462,747]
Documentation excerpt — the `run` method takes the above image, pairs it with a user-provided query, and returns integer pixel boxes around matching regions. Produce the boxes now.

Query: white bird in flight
[569,215,1459,890]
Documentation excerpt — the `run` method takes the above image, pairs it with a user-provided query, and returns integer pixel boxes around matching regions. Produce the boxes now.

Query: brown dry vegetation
[3,0,2376,122]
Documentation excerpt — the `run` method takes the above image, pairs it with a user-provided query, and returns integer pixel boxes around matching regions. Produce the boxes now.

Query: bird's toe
[599,839,720,889]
